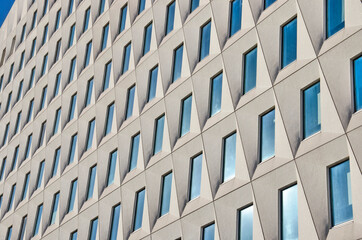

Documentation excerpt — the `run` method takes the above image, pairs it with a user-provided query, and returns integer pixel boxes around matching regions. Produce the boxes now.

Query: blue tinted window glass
[53,108,61,135]
[38,121,46,147]
[84,41,92,68]
[105,103,114,135]
[166,1,175,35]
[8,184,16,210]
[54,72,61,97]
[129,134,140,171]
[5,92,12,113]
[8,64,14,84]
[133,189,145,231]
[68,0,74,15]
[50,192,60,224]
[52,148,61,177]
[21,172,30,200]
[2,123,9,145]
[55,10,61,31]
[143,23,152,55]
[31,11,37,30]
[264,0,276,9]
[0,158,6,180]
[84,8,90,32]
[86,79,93,106]
[0,195,2,209]
[180,95,192,137]
[260,109,275,161]
[42,24,48,45]
[148,66,158,102]
[353,56,362,111]
[6,226,12,240]
[20,24,26,42]
[153,115,165,155]
[119,5,127,33]
[41,54,48,77]
[69,94,77,121]
[36,161,45,189]
[107,150,117,186]
[203,223,215,240]
[86,119,95,150]
[244,47,257,94]
[69,57,76,82]
[190,0,200,12]
[25,134,32,159]
[33,204,43,236]
[282,18,297,68]
[31,38,36,58]
[87,165,97,199]
[99,0,106,14]
[303,82,321,138]
[40,86,47,109]
[70,231,77,240]
[16,80,23,101]
[126,85,135,119]
[110,204,121,240]
[103,61,112,91]
[89,218,98,240]
[27,99,34,122]
[138,0,146,14]
[122,43,131,74]
[230,0,242,37]
[101,24,109,51]
[281,185,298,240]
[330,160,353,226]
[239,205,253,240]
[172,45,183,82]
[327,0,344,38]
[19,51,25,70]
[19,215,27,240]
[29,68,35,89]
[223,133,236,182]
[68,179,77,212]
[69,24,75,47]
[69,134,77,164]
[200,21,211,61]
[210,73,222,116]
[0,75,3,91]
[11,146,19,171]
[190,154,202,200]
[160,172,172,216]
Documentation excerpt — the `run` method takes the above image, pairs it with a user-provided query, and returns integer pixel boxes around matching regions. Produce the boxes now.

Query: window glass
[99,0,106,15]
[38,121,46,147]
[143,23,152,55]
[239,205,253,240]
[11,146,19,171]
[105,103,114,135]
[89,218,98,240]
[8,184,16,211]
[180,95,192,137]
[40,86,47,109]
[84,41,92,68]
[103,61,112,91]
[129,133,140,171]
[101,24,109,51]
[6,226,12,240]
[190,0,200,12]
[243,47,257,94]
[303,82,321,138]
[55,9,61,31]
[327,0,344,38]
[19,215,27,240]
[223,133,236,182]
[21,172,30,200]
[70,231,77,240]
[69,134,77,164]
[160,172,172,216]
[353,56,362,111]
[264,0,276,9]
[30,38,36,58]
[33,204,43,236]
[107,150,117,186]
[122,43,131,74]
[68,0,74,15]
[54,72,61,97]
[210,73,222,116]
[53,108,61,135]
[260,109,275,161]
[87,165,97,199]
[51,147,61,177]
[69,24,76,48]
[282,18,297,68]
[154,115,165,155]
[190,154,202,200]
[85,78,94,106]
[138,0,146,14]
[41,54,48,77]
[166,1,175,35]
[172,45,183,82]
[203,223,215,240]
[281,185,298,240]
[84,7,91,32]
[148,66,158,102]
[330,160,353,226]
[69,94,77,121]
[110,204,121,240]
[119,5,127,33]
[133,189,145,231]
[86,119,95,150]
[200,21,211,61]
[69,57,76,82]
[68,179,78,212]
[42,24,48,45]
[0,158,6,180]
[36,161,45,189]
[50,192,60,225]
[126,85,135,119]
[230,0,242,37]
[25,134,33,159]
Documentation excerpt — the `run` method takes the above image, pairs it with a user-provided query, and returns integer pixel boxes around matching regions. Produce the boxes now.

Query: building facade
[0,0,361,239]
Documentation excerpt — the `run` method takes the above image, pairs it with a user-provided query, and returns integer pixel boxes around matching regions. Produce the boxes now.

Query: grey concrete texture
[0,0,361,239]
